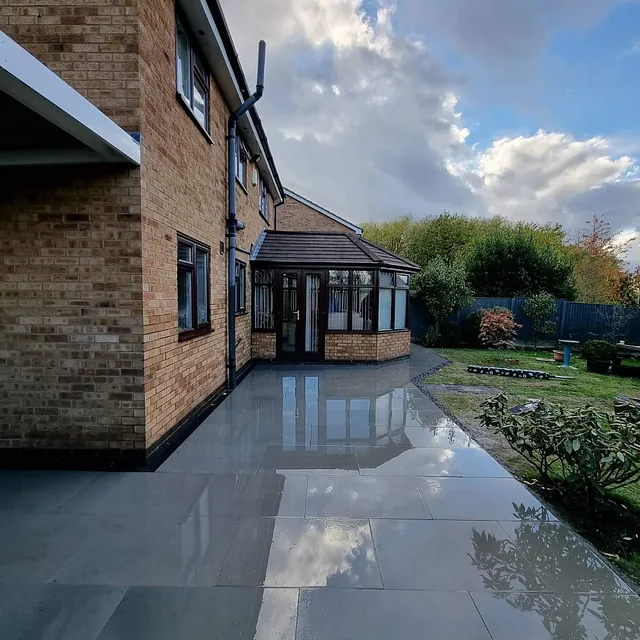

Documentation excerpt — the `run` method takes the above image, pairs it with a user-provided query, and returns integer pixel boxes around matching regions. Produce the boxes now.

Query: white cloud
[220,0,639,247]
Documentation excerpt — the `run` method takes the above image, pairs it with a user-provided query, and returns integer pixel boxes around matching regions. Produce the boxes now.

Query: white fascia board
[0,32,140,165]
[283,189,363,234]
[179,0,282,203]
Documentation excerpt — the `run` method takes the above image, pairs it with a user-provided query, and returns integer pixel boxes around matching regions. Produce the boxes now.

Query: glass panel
[328,270,349,285]
[281,273,297,354]
[176,23,191,101]
[394,289,407,329]
[305,274,321,353]
[178,241,193,263]
[196,250,208,325]
[193,73,207,129]
[328,288,348,330]
[397,273,409,288]
[255,269,274,285]
[235,262,245,312]
[254,285,274,329]
[353,270,373,286]
[352,288,373,331]
[378,288,392,330]
[380,271,394,287]
[178,269,193,330]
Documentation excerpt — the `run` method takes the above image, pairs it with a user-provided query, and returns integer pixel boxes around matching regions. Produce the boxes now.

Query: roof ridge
[348,233,383,263]
[360,236,420,270]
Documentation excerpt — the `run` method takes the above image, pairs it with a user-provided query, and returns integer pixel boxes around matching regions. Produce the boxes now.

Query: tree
[523,293,556,349]
[361,216,413,256]
[466,228,577,299]
[567,215,633,304]
[411,256,473,343]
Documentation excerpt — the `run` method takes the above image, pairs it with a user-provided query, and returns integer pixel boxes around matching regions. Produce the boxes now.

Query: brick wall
[277,196,356,233]
[325,331,410,362]
[138,0,271,448]
[0,0,140,131]
[0,165,145,451]
[252,332,276,360]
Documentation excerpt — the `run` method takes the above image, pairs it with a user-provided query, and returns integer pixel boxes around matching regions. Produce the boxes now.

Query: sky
[220,0,640,260]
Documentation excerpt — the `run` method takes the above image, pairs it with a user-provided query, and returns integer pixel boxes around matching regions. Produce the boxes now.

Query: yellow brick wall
[277,197,356,233]
[252,333,277,360]
[325,331,410,362]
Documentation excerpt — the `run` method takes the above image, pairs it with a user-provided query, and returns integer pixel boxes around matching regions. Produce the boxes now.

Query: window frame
[235,137,248,189]
[175,14,211,138]
[252,268,275,331]
[177,234,211,341]
[235,260,247,315]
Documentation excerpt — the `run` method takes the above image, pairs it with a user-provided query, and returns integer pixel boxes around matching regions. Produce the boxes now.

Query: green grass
[427,348,640,588]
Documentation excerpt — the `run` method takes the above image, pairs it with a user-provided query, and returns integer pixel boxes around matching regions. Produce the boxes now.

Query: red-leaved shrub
[479,307,521,349]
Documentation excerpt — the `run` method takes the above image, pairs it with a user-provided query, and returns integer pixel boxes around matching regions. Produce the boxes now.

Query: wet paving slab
[1,346,637,639]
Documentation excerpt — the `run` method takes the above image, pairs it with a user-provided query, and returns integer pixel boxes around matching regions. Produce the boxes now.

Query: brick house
[0,0,418,471]
[277,188,363,235]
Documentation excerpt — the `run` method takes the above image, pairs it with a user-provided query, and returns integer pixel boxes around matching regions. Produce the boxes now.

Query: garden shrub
[479,307,520,349]
[582,339,617,362]
[523,292,556,349]
[480,393,640,510]
[463,309,485,347]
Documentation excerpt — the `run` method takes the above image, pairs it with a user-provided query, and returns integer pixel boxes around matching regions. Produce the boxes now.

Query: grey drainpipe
[228,40,266,390]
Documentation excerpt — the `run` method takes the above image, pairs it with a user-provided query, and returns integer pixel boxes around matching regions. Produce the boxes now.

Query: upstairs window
[259,178,270,222]
[176,16,209,133]
[178,236,210,337]
[235,261,246,313]
[235,138,248,187]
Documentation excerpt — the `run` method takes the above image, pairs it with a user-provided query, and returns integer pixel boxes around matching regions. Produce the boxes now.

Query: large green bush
[582,339,617,362]
[523,293,556,348]
[479,393,640,509]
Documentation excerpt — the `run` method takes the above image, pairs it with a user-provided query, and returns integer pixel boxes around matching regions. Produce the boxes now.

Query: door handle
[293,310,300,321]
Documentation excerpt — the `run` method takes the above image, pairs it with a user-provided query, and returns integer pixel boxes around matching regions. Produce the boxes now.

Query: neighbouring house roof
[251,231,420,272]
[180,0,284,202]
[283,188,364,235]
[0,32,140,166]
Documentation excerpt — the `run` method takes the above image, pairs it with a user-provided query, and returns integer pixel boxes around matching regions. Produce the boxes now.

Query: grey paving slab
[259,445,359,475]
[499,521,633,594]
[400,423,480,448]
[0,584,126,640]
[471,592,640,640]
[0,471,100,513]
[97,587,298,640]
[356,446,462,476]
[157,440,266,474]
[297,589,492,640]
[305,475,431,519]
[0,512,105,584]
[442,447,512,477]
[51,514,238,587]
[414,477,557,521]
[218,517,383,588]
[370,519,548,592]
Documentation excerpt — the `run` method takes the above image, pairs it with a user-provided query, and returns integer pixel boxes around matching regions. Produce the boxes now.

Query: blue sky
[222,0,640,259]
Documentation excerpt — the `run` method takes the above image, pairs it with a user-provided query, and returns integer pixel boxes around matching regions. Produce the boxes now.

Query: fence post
[558,299,567,340]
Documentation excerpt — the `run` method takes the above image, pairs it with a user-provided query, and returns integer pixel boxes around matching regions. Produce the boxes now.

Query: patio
[1,345,639,639]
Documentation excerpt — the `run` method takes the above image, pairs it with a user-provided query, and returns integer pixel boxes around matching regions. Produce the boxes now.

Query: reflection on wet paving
[1,347,638,639]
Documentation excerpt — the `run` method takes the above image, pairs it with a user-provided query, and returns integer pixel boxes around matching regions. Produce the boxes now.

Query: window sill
[178,325,213,342]
[176,93,213,144]
[252,327,275,333]
[235,310,248,317]
[236,178,249,195]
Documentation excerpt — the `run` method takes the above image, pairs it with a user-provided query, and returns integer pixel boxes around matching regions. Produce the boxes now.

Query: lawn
[424,348,640,587]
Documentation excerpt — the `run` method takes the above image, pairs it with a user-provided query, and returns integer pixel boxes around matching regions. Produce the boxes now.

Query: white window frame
[235,137,248,187]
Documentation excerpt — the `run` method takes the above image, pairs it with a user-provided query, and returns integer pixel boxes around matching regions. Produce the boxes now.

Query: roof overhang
[179,0,284,203]
[283,188,364,235]
[0,32,140,167]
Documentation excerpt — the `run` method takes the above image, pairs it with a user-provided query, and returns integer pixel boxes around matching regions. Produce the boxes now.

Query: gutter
[228,40,266,390]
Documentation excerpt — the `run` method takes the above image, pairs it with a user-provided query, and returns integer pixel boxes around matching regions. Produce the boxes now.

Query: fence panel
[410,296,640,345]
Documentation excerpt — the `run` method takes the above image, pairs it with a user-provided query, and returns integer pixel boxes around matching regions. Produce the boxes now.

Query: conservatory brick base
[252,332,277,360]
[325,330,410,362]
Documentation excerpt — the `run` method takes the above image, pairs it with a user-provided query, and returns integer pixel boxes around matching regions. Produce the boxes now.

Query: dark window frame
[258,177,270,223]
[235,137,248,188]
[175,13,211,138]
[235,260,247,314]
[252,268,275,331]
[177,234,211,341]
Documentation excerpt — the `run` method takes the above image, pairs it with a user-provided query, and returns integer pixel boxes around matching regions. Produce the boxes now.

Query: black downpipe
[228,41,266,390]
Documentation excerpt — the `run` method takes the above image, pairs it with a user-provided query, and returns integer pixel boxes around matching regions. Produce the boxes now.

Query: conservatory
[250,231,420,362]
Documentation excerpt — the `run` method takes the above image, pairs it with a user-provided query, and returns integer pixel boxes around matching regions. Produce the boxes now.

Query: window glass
[397,273,409,288]
[196,250,208,324]
[235,262,246,312]
[352,288,373,330]
[176,23,191,101]
[329,270,349,285]
[328,288,348,330]
[255,269,274,285]
[178,270,193,330]
[394,289,407,330]
[378,288,392,330]
[178,242,193,263]
[235,139,247,186]
[254,270,274,329]
[353,270,373,286]
[380,271,394,287]
[193,73,207,128]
